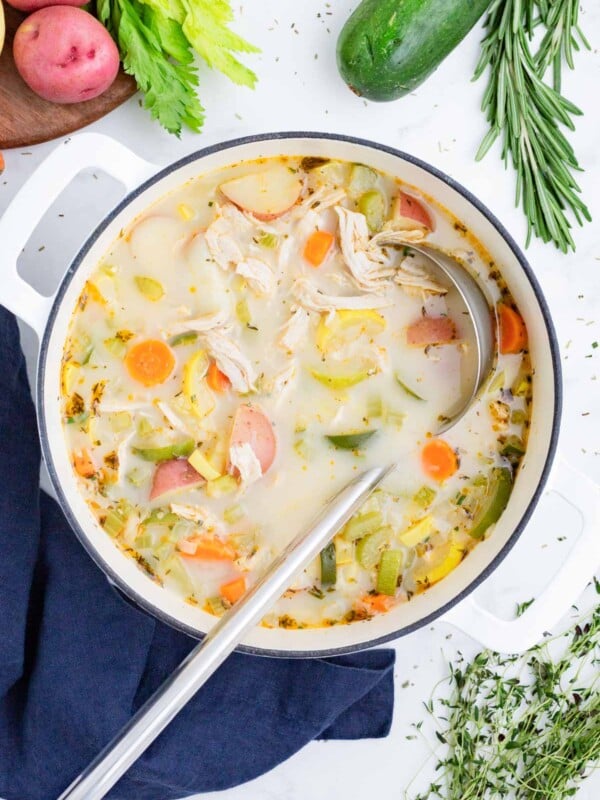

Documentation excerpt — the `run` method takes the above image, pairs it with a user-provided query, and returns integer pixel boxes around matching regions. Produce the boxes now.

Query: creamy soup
[60,156,532,627]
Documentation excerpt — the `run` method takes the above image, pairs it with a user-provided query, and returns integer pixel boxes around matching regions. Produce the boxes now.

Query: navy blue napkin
[0,305,395,800]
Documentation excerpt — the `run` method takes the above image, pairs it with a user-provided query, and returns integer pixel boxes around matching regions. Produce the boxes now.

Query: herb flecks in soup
[61,157,532,628]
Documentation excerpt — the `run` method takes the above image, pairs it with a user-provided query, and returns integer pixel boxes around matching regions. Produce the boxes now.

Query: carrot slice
[498,304,527,354]
[125,339,175,386]
[207,360,231,393]
[360,593,395,613]
[421,438,459,482]
[303,230,334,267]
[179,534,236,561]
[220,576,246,604]
[73,449,95,478]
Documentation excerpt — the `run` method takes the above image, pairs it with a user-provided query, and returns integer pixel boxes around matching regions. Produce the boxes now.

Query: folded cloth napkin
[0,306,395,800]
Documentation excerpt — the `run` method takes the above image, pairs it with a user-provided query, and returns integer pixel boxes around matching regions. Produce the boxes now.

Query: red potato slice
[407,316,457,346]
[219,168,303,221]
[7,0,86,11]
[150,458,205,501]
[391,192,435,231]
[230,404,276,474]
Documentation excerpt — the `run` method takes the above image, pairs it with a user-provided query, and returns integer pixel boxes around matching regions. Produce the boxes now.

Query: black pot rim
[37,131,563,659]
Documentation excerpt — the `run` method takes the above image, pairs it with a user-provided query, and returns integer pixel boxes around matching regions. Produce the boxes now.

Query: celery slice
[132,439,195,462]
[205,475,238,497]
[413,486,437,508]
[135,276,164,301]
[358,190,386,232]
[169,331,198,347]
[325,430,377,450]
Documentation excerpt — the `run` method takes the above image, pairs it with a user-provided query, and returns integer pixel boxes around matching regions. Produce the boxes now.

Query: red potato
[407,316,457,346]
[6,0,86,13]
[13,6,120,104]
[219,168,303,221]
[230,404,276,474]
[392,191,435,231]
[150,458,204,501]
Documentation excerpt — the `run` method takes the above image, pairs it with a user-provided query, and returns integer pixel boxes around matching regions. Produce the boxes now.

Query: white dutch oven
[1,132,598,657]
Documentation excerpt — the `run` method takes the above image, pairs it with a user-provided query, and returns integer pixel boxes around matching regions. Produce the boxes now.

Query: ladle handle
[58,464,393,800]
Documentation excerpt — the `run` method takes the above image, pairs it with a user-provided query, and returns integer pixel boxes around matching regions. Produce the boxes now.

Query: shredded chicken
[335,207,396,292]
[229,442,262,486]
[236,257,275,296]
[167,307,229,336]
[293,276,392,318]
[205,205,248,270]
[297,185,346,213]
[278,306,311,352]
[201,330,257,393]
[392,259,448,296]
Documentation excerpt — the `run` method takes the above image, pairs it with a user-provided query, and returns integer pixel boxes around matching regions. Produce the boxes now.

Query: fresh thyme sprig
[410,584,600,800]
[474,0,591,253]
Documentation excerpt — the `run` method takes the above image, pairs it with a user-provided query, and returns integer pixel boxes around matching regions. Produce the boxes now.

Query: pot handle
[443,457,600,653]
[0,133,158,338]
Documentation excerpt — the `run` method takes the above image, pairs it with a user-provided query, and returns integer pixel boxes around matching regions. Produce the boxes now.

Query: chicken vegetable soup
[61,156,532,627]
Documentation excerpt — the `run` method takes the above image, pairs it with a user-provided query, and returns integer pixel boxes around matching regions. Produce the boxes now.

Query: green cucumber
[337,0,491,101]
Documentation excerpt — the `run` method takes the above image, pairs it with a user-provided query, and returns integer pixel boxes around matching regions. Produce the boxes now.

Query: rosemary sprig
[474,0,591,253]
[410,588,600,800]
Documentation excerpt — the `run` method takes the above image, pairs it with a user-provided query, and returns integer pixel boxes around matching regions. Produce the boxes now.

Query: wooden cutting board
[0,5,137,150]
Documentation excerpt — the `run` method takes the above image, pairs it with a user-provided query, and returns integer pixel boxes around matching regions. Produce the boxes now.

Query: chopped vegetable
[310,364,375,389]
[303,230,335,267]
[257,231,279,249]
[357,190,386,232]
[396,373,424,400]
[421,438,459,482]
[407,316,457,347]
[498,304,527,354]
[125,339,175,386]
[187,448,221,481]
[400,515,436,547]
[356,526,392,569]
[376,549,403,595]
[320,541,337,586]
[413,486,436,508]
[207,360,231,393]
[359,593,395,613]
[343,510,383,542]
[413,539,464,586]
[348,164,378,199]
[134,275,164,301]
[205,474,238,497]
[179,534,236,561]
[73,449,95,478]
[102,507,128,538]
[316,309,386,354]
[150,457,204,500]
[206,595,228,616]
[223,504,244,524]
[469,467,513,539]
[220,576,246,604]
[169,331,198,347]
[109,411,132,432]
[325,430,377,450]
[230,404,276,474]
[500,435,526,462]
[132,439,195,462]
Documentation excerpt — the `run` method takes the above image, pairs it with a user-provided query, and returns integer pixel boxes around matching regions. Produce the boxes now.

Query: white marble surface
[1,1,599,797]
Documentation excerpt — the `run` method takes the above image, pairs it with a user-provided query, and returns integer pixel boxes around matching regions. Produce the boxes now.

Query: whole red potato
[6,0,86,13]
[13,6,120,104]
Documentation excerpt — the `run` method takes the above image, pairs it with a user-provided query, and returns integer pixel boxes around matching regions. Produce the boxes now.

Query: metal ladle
[59,245,494,800]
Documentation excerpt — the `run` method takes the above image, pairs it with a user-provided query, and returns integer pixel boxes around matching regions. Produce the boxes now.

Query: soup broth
[61,156,532,627]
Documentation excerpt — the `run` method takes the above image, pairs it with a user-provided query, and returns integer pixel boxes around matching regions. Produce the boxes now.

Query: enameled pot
[1,132,598,657]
